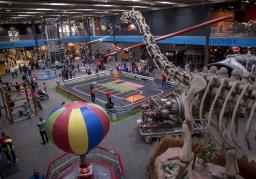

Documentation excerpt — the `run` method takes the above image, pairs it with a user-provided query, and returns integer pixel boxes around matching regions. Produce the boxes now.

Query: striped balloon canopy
[46,102,110,155]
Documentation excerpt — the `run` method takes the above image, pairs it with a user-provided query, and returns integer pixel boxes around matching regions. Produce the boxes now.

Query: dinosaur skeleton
[121,9,256,178]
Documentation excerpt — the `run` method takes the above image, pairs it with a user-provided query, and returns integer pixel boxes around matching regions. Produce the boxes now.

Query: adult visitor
[90,84,96,103]
[161,72,168,88]
[36,117,48,144]
[0,132,17,163]
[29,169,45,179]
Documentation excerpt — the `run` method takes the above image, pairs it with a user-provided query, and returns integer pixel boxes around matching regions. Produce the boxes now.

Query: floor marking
[70,78,164,108]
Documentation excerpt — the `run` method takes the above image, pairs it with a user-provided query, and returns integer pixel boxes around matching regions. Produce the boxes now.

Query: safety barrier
[120,71,154,82]
[57,71,111,86]
[45,146,124,179]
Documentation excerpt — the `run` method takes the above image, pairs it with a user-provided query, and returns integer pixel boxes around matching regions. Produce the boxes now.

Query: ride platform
[46,146,124,179]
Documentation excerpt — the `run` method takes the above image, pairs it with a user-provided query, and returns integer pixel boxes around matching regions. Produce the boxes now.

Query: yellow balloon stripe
[68,108,88,155]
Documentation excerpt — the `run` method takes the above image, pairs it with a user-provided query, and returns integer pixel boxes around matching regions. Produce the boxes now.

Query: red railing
[45,146,124,179]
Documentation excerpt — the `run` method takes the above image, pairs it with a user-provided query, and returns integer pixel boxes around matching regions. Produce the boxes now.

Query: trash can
[111,112,117,121]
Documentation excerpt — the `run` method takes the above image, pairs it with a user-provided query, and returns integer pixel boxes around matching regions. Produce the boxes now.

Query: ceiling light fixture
[94,4,116,7]
[49,3,72,6]
[17,15,32,17]
[132,6,150,9]
[157,1,176,5]
[74,9,95,11]
[0,1,11,3]
[61,12,78,14]
[25,12,41,14]
[5,9,11,12]
[36,8,54,11]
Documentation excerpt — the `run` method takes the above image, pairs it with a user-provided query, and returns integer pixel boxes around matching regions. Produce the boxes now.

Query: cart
[137,119,205,144]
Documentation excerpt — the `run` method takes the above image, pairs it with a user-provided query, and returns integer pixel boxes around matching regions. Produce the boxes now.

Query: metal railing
[120,71,155,82]
[0,34,45,42]
[211,23,256,37]
[45,146,124,179]
[57,71,111,86]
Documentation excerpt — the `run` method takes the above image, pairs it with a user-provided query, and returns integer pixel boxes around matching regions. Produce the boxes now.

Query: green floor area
[109,110,142,125]
[101,81,132,93]
[52,87,142,125]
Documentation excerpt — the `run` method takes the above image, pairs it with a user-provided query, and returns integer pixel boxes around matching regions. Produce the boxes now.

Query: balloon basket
[78,165,93,179]
[46,146,124,179]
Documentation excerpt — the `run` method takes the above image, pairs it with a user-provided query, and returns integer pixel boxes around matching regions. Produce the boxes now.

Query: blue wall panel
[159,36,206,45]
[1,36,256,49]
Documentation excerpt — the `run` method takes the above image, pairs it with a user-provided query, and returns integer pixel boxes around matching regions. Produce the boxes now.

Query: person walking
[43,83,47,92]
[14,69,18,78]
[29,169,45,179]
[161,72,168,88]
[0,132,17,163]
[106,92,112,104]
[76,63,80,72]
[10,67,15,78]
[37,117,48,144]
[90,85,96,103]
[36,96,43,110]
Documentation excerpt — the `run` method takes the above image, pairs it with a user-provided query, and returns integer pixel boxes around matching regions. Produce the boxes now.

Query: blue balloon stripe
[80,107,104,152]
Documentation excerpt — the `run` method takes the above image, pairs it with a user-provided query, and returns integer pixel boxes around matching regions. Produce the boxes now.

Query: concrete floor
[0,63,152,179]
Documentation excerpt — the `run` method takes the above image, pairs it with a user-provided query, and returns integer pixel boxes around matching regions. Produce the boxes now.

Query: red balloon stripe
[63,101,87,109]
[52,107,73,153]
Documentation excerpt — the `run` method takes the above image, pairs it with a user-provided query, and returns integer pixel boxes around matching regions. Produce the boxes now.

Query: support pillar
[31,19,39,56]
[60,20,64,38]
[68,19,72,37]
[87,18,92,59]
[204,34,209,66]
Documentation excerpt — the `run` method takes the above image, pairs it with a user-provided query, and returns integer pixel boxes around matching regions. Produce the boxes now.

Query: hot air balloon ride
[45,102,124,179]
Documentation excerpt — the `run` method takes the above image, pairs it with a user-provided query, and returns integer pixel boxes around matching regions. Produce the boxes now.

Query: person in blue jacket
[29,169,45,179]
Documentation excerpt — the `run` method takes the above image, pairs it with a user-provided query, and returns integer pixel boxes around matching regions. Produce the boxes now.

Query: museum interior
[0,0,256,178]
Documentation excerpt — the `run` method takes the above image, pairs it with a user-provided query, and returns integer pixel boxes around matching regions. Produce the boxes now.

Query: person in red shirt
[90,85,95,103]
[106,92,112,104]
[161,72,168,88]
[0,132,17,163]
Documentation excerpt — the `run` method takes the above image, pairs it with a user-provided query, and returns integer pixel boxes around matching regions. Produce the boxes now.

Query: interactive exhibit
[56,71,174,119]
[45,101,124,179]
[36,69,56,80]
[46,8,256,179]
[0,83,38,122]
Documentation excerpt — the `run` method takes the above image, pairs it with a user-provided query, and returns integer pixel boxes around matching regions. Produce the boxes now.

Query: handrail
[58,71,110,86]
[45,146,124,178]
[120,71,154,81]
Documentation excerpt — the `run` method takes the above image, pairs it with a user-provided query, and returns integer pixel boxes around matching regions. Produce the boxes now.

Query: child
[23,102,31,119]
[43,83,47,92]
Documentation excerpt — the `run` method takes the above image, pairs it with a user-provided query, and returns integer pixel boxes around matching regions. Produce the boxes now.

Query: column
[87,18,92,58]
[31,19,39,54]
[68,19,72,37]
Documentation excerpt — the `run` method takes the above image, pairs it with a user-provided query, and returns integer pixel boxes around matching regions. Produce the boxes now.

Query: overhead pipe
[104,15,233,57]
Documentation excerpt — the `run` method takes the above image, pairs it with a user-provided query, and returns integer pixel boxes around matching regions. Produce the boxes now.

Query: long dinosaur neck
[121,9,170,71]
[121,9,192,84]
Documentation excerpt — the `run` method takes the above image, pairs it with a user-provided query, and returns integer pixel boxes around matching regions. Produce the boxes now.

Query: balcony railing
[0,34,46,42]
[211,22,256,37]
